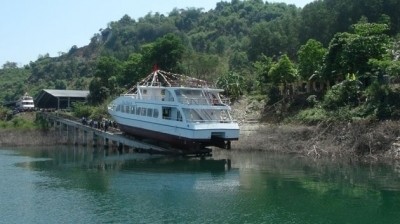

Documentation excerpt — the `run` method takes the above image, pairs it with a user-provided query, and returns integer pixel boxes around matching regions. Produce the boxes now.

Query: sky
[0,0,313,67]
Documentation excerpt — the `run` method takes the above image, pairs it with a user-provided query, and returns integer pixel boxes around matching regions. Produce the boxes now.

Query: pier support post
[225,159,231,170]
[66,124,69,143]
[111,140,117,150]
[74,127,79,145]
[83,130,88,146]
[58,122,62,136]
[93,132,98,147]
[124,145,130,153]
[104,138,109,149]
[118,142,123,154]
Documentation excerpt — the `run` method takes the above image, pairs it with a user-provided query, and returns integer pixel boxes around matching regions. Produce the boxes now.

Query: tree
[181,52,222,81]
[2,61,18,69]
[253,55,273,90]
[269,54,297,85]
[122,53,147,86]
[300,1,334,45]
[229,51,249,72]
[216,72,244,101]
[173,8,203,31]
[95,56,122,84]
[54,80,67,90]
[297,39,326,80]
[248,7,301,61]
[297,39,327,92]
[88,56,122,104]
[322,22,390,86]
[322,73,361,110]
[88,78,109,105]
[142,33,185,72]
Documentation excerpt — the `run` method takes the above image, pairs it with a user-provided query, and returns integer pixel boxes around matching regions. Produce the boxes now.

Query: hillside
[0,65,30,104]
[0,0,400,123]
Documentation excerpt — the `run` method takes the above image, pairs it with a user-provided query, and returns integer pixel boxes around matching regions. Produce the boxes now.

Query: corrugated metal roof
[35,89,89,109]
[43,89,89,98]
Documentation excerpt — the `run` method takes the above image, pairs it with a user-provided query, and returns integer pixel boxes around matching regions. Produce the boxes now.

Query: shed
[35,89,90,109]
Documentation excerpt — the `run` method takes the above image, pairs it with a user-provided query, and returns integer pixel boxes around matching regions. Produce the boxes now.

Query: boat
[108,70,239,151]
[16,92,35,111]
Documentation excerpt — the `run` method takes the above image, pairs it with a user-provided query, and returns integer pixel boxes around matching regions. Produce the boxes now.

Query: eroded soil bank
[232,120,400,161]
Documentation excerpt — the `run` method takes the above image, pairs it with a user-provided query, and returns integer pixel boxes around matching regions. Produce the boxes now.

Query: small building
[35,89,90,110]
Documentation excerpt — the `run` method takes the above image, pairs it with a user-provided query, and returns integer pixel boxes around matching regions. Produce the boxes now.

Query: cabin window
[130,106,136,114]
[141,108,146,116]
[121,105,125,113]
[125,105,130,113]
[153,109,159,118]
[147,108,153,117]
[162,107,171,120]
[143,89,147,94]
[136,107,141,115]
[116,105,121,112]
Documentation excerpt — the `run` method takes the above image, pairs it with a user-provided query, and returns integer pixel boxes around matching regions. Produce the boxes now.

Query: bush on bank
[71,101,110,121]
[0,115,36,129]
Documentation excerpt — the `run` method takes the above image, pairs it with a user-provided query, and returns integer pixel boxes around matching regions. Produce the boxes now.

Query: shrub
[0,116,36,129]
[0,107,12,121]
[265,84,281,105]
[72,102,94,118]
[322,79,361,110]
[291,107,328,124]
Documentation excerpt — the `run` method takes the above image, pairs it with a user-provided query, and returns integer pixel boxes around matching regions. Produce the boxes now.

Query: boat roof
[126,70,216,94]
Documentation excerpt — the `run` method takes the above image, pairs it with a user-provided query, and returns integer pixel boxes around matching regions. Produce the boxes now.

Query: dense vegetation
[1,0,400,123]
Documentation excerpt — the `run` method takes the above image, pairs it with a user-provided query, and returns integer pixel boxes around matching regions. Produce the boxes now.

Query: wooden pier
[39,112,212,156]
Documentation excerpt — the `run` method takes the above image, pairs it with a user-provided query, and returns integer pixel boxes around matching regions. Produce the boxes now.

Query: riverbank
[232,120,400,161]
[2,111,400,161]
[2,120,399,162]
[227,95,400,162]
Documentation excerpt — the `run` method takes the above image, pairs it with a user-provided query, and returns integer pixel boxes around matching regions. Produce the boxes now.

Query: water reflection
[15,146,230,173]
[213,150,400,223]
[3,146,400,223]
[13,146,230,193]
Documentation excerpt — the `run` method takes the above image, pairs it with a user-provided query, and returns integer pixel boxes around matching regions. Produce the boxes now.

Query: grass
[0,112,38,130]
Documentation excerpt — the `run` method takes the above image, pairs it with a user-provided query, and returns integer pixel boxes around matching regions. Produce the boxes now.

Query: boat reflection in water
[17,146,231,171]
[14,146,233,192]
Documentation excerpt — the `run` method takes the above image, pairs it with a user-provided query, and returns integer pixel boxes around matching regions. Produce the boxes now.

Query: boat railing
[142,95,174,101]
[122,94,176,102]
[185,119,235,124]
[177,97,211,105]
[178,97,231,106]
[120,94,228,104]
[122,93,137,98]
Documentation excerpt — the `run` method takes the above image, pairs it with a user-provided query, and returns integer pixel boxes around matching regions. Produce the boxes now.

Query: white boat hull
[111,111,239,150]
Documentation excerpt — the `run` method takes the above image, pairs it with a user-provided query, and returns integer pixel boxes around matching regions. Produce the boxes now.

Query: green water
[1,146,400,223]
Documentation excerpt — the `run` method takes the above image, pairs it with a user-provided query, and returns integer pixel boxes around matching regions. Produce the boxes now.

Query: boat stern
[186,122,239,149]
